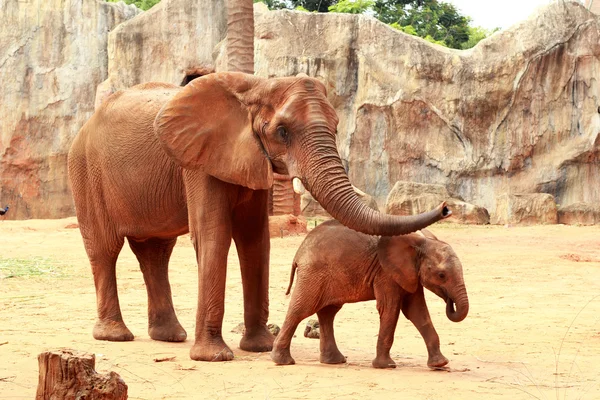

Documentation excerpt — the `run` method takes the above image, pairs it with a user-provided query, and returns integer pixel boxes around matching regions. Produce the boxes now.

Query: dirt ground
[0,218,599,399]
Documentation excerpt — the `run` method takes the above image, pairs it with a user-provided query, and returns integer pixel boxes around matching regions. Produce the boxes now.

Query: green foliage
[106,0,161,11]
[290,0,337,12]
[253,0,290,9]
[390,22,417,36]
[295,5,311,11]
[461,25,499,49]
[329,0,374,14]
[423,34,446,47]
[387,0,470,49]
[0,257,68,279]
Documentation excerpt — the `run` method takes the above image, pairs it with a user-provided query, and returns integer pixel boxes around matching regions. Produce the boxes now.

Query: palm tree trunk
[226,0,255,74]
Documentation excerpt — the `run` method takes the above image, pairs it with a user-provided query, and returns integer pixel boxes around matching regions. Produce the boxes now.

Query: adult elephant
[67,71,451,362]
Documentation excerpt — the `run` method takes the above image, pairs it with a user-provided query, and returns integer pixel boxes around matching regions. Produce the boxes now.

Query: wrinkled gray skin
[271,220,468,369]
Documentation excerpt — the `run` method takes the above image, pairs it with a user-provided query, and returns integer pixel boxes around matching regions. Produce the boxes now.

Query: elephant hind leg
[127,237,187,342]
[82,233,133,342]
[271,301,319,365]
[317,304,346,364]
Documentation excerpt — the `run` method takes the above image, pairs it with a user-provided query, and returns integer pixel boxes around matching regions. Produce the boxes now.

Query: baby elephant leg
[402,286,448,368]
[317,304,346,364]
[272,297,317,365]
[372,284,402,369]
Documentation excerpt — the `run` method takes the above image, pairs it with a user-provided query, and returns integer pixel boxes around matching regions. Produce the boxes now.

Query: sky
[444,0,584,30]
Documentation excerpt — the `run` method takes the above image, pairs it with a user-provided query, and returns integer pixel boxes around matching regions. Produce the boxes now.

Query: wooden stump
[36,349,127,400]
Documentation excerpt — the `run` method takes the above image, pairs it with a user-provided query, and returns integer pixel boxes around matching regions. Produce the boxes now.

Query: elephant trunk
[300,132,450,236]
[445,284,469,322]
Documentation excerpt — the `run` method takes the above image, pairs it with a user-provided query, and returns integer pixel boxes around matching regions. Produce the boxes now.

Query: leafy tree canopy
[329,0,374,14]
[106,0,161,11]
[256,0,497,49]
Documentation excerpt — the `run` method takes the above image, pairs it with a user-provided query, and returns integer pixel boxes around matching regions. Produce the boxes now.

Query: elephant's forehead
[428,244,455,262]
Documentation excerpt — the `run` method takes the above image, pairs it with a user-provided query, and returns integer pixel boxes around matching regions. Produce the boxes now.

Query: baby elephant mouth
[446,297,456,315]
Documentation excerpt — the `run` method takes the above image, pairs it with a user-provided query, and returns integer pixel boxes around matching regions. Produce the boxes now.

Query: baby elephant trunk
[446,284,469,322]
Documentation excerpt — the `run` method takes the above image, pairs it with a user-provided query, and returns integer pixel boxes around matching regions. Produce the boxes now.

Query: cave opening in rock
[181,74,203,86]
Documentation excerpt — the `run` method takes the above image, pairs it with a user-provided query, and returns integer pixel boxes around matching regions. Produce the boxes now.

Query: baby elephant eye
[438,272,446,280]
[277,126,289,142]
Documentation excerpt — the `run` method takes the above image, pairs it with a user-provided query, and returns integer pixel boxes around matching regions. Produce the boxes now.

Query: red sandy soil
[0,218,599,399]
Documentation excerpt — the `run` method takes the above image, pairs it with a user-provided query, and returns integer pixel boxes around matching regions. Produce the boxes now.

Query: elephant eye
[277,126,289,143]
[438,272,446,280]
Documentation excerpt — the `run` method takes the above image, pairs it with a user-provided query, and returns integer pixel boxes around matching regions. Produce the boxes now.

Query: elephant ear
[377,234,426,293]
[418,228,438,240]
[154,73,273,190]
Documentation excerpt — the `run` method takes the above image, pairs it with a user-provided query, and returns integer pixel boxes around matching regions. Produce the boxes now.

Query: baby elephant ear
[377,235,425,293]
[154,73,273,190]
[417,228,438,240]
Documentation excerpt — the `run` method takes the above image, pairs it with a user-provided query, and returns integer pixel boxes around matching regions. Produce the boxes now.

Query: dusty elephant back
[68,82,189,239]
[292,220,379,294]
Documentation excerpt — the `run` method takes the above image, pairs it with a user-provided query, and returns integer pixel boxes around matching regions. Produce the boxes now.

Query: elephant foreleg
[82,233,132,341]
[373,282,402,368]
[232,188,274,352]
[127,237,186,342]
[402,286,448,368]
[186,173,236,362]
[317,304,346,364]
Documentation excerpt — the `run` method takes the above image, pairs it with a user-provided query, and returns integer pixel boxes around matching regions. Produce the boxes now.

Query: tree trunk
[226,0,254,74]
[36,349,127,400]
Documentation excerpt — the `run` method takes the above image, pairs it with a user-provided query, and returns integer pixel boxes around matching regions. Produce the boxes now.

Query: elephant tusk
[293,177,306,195]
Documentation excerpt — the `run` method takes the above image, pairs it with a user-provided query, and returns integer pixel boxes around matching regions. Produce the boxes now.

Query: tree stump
[36,349,127,400]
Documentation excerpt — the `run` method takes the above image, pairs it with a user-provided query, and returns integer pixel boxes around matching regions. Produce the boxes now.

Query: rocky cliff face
[96,0,227,105]
[0,0,139,219]
[254,1,599,214]
[3,0,598,221]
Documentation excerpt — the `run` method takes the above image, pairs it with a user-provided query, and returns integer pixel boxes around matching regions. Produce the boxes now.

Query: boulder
[303,319,320,339]
[268,215,307,238]
[557,202,600,225]
[446,198,491,225]
[493,193,558,225]
[0,0,140,219]
[301,185,379,218]
[231,322,281,336]
[385,181,449,216]
[385,181,490,224]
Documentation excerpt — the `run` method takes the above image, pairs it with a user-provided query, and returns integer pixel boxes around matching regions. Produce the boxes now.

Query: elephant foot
[271,347,295,365]
[372,356,397,369]
[149,320,187,342]
[320,350,347,364]
[93,320,134,342]
[239,326,274,352]
[427,353,449,369]
[190,338,234,362]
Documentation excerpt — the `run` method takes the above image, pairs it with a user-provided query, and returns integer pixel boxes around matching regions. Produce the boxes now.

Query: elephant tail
[285,262,298,296]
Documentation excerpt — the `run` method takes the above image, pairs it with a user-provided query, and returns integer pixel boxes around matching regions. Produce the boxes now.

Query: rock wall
[97,0,227,102]
[254,1,600,213]
[0,0,139,219]
[3,0,599,221]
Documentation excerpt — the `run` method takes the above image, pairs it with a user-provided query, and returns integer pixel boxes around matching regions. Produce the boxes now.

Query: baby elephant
[271,220,469,369]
